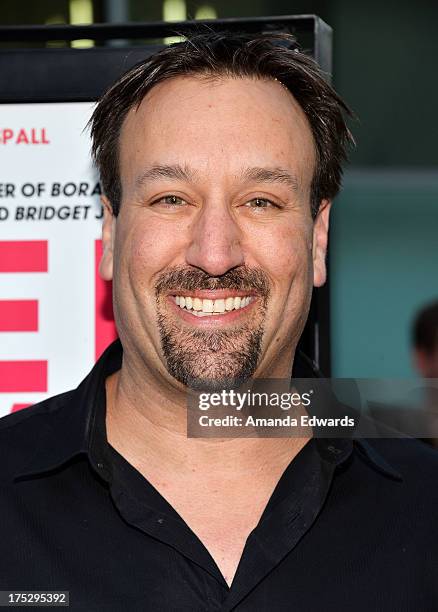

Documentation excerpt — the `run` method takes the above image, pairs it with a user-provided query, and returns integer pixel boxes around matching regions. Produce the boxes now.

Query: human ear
[312,199,332,288]
[99,195,116,281]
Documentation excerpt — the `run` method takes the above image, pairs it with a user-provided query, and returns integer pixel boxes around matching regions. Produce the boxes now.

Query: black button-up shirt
[1,340,437,611]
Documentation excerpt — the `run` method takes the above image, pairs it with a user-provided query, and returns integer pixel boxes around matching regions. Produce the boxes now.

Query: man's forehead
[121,73,313,135]
[118,74,316,185]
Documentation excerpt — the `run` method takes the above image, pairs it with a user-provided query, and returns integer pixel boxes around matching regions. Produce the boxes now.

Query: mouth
[166,289,257,321]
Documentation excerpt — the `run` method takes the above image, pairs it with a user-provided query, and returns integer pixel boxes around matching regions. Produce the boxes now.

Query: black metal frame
[0,15,332,374]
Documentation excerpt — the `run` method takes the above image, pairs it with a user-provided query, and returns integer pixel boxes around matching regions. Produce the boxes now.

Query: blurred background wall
[1,0,437,377]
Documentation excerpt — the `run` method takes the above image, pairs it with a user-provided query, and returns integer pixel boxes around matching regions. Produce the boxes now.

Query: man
[412,300,438,378]
[411,300,438,448]
[1,31,437,611]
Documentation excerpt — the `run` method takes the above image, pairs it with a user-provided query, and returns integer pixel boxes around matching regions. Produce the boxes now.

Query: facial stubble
[155,267,270,391]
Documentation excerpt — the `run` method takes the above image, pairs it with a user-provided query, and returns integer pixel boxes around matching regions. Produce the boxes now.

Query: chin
[165,347,262,392]
[158,319,264,392]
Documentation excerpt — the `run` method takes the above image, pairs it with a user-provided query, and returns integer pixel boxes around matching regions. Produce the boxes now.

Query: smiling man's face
[100,75,331,390]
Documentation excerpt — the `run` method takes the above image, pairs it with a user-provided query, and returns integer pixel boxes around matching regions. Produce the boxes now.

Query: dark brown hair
[90,30,354,218]
[413,300,438,354]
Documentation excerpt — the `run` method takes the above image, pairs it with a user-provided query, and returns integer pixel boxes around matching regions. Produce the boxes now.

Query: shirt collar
[13,339,122,480]
[13,339,402,483]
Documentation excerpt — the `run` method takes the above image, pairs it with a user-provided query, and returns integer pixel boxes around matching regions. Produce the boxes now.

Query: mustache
[155,266,270,297]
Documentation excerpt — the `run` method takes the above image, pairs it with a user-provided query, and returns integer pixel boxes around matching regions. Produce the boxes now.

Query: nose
[185,200,244,276]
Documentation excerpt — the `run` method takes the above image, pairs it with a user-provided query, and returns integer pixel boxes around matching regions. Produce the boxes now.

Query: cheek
[119,216,187,273]
[250,222,314,348]
[113,217,188,315]
[249,221,313,289]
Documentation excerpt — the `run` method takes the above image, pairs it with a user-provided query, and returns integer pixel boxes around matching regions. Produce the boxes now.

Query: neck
[105,354,309,480]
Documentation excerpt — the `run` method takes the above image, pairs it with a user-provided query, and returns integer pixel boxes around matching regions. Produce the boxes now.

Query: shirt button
[327,445,342,455]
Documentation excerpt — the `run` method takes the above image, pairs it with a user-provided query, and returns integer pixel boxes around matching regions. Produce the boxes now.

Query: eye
[245,198,279,210]
[152,195,187,207]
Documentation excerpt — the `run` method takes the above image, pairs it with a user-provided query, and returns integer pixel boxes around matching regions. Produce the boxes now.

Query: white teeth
[191,310,215,317]
[203,299,214,313]
[193,298,202,311]
[213,299,225,313]
[174,295,252,315]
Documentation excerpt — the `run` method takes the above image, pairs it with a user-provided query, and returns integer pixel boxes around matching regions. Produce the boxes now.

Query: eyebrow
[241,166,299,192]
[135,164,197,189]
[134,164,299,192]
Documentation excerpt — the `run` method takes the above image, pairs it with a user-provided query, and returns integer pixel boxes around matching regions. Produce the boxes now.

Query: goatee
[155,266,270,391]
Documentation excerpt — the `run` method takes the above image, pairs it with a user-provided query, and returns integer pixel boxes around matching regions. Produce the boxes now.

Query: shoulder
[0,391,74,481]
[358,437,438,510]
[368,438,438,548]
[365,436,438,478]
[0,391,73,430]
